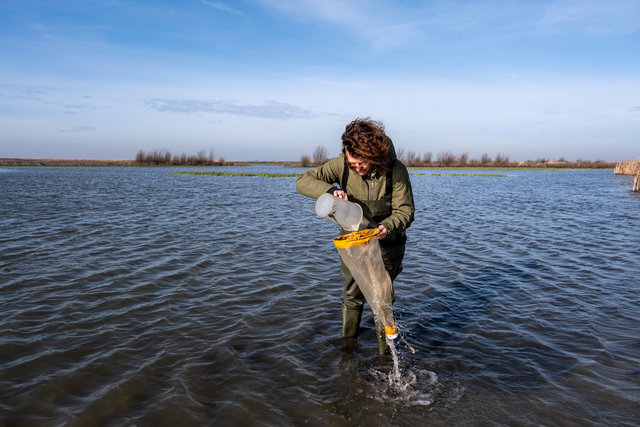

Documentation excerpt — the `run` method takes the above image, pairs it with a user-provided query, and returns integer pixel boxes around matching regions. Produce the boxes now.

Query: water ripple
[1,167,639,425]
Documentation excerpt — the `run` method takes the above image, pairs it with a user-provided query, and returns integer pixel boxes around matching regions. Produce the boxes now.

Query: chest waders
[339,162,407,354]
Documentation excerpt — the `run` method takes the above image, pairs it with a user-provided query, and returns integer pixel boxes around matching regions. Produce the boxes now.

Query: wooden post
[633,175,640,192]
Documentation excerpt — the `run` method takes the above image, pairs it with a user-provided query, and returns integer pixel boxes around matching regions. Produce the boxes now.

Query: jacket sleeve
[379,161,415,238]
[296,156,344,199]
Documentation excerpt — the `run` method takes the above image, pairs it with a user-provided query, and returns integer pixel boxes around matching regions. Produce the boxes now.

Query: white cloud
[146,98,316,119]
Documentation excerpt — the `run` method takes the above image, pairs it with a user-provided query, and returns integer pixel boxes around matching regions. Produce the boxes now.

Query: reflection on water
[1,166,639,425]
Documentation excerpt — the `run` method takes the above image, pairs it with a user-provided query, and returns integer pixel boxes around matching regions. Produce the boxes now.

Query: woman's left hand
[377,224,388,239]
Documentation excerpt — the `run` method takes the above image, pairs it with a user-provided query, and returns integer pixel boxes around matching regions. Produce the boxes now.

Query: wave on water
[1,167,638,425]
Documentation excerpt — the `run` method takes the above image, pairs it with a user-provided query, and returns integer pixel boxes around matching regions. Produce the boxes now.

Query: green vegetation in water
[172,171,300,178]
[431,173,441,176]
[448,173,507,177]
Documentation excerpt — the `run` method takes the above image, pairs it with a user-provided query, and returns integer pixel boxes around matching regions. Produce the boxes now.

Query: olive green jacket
[296,144,415,241]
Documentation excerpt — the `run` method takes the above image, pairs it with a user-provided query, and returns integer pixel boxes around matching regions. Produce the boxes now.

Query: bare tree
[437,150,456,167]
[136,150,145,163]
[457,152,469,166]
[481,153,491,164]
[300,155,311,167]
[312,145,328,165]
[423,151,432,164]
[405,151,417,166]
[494,153,510,167]
[197,150,207,165]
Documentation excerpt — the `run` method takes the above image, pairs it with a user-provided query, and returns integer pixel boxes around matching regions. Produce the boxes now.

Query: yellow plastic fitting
[385,325,398,339]
[332,228,380,249]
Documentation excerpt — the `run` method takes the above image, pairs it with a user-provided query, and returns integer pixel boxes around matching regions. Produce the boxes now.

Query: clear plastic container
[315,193,363,231]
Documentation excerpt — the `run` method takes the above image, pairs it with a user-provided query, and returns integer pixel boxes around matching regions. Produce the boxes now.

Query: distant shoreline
[0,157,624,170]
[0,158,289,167]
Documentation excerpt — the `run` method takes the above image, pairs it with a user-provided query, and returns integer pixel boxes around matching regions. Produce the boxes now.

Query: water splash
[366,338,441,408]
[368,365,440,408]
[388,339,401,383]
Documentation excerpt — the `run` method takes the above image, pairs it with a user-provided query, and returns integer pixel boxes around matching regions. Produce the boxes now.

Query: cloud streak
[541,0,640,36]
[146,98,316,119]
[198,0,244,15]
[257,0,420,49]
[259,0,640,52]
[60,126,97,133]
[0,83,65,102]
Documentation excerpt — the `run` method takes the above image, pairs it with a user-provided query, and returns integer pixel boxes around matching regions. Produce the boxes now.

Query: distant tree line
[135,148,225,166]
[298,146,615,169]
[395,149,615,168]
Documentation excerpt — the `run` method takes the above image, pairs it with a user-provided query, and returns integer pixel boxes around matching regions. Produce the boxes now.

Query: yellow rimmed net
[333,229,398,339]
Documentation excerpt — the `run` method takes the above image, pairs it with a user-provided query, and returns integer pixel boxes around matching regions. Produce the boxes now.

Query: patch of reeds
[614,158,640,175]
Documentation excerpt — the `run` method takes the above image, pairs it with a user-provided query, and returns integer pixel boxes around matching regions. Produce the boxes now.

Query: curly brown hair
[341,118,391,175]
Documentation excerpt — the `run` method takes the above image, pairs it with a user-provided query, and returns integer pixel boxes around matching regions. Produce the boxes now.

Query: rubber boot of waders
[376,321,389,355]
[342,306,363,338]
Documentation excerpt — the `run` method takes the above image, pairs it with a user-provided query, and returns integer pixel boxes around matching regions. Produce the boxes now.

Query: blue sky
[1,0,638,161]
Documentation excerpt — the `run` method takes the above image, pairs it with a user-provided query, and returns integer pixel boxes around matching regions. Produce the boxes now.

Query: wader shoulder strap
[341,160,349,193]
[385,164,393,207]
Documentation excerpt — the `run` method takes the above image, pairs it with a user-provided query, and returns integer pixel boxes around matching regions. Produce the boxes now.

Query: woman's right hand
[333,190,348,200]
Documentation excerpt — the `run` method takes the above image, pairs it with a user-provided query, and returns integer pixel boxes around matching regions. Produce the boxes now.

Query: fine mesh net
[333,229,397,337]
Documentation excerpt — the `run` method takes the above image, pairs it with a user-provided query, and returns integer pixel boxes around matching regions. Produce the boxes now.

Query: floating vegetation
[172,171,300,178]
[431,173,441,176]
[448,173,507,177]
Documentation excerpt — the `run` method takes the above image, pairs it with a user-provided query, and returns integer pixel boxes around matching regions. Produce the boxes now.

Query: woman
[296,118,415,354]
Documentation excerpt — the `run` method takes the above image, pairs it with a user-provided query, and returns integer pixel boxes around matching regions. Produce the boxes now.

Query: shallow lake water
[1,166,639,425]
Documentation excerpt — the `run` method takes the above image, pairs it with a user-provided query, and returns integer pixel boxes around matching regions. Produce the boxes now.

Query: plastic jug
[315,193,363,231]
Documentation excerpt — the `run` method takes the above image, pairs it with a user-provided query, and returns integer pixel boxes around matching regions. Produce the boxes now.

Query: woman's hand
[333,189,348,200]
[377,224,388,239]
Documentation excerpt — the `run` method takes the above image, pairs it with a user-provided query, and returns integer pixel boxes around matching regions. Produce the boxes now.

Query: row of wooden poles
[634,175,640,192]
